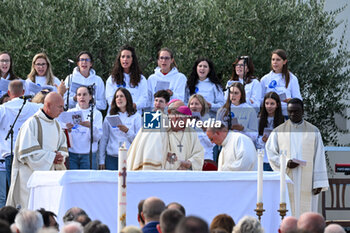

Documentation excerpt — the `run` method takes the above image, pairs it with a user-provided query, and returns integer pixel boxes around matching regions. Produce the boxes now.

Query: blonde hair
[188,94,208,117]
[28,53,56,86]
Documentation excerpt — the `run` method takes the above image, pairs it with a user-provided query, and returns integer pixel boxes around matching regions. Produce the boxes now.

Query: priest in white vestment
[266,98,328,217]
[127,106,204,170]
[206,123,257,171]
[6,92,68,209]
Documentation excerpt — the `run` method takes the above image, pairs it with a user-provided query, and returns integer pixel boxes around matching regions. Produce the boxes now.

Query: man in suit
[142,197,165,233]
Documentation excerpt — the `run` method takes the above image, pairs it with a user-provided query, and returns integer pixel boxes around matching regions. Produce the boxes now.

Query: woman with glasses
[26,53,66,96]
[217,82,258,141]
[105,45,148,114]
[186,58,224,118]
[0,51,19,97]
[260,49,302,115]
[224,56,261,112]
[147,48,187,108]
[64,51,107,111]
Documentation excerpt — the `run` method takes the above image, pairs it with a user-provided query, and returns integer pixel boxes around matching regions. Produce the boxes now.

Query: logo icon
[143,111,162,129]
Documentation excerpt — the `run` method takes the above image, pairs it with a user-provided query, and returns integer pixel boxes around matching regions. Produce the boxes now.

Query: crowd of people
[0,196,346,233]
[0,46,332,226]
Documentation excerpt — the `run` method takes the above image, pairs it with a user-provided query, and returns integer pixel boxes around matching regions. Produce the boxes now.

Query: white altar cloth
[27,170,290,233]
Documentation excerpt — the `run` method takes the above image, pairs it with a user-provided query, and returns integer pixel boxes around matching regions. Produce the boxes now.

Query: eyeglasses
[0,59,10,64]
[158,56,171,61]
[79,58,91,62]
[35,63,47,67]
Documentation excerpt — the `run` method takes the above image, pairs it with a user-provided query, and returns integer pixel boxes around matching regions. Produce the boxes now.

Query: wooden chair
[322,178,350,228]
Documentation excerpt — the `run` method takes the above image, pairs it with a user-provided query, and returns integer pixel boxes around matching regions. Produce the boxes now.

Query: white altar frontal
[27,171,290,233]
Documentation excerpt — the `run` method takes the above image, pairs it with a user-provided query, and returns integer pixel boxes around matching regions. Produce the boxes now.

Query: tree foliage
[0,0,349,145]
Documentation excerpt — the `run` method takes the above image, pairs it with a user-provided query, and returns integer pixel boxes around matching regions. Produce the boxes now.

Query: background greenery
[0,0,349,145]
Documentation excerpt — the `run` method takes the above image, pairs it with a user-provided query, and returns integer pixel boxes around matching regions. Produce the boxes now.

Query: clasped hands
[166,153,192,170]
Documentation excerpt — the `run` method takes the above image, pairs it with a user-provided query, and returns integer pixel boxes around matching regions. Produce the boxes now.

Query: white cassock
[127,127,204,170]
[6,110,68,209]
[266,120,329,217]
[218,132,257,171]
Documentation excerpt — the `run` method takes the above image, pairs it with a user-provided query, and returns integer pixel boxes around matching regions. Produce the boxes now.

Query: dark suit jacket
[142,221,159,233]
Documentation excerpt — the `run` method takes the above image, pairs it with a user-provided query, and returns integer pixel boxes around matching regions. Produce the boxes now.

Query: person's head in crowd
[258,91,284,136]
[0,93,10,104]
[111,44,143,87]
[187,57,222,96]
[43,92,64,119]
[37,208,59,231]
[230,55,256,84]
[287,98,304,124]
[121,225,142,233]
[324,223,346,233]
[84,220,110,233]
[209,214,235,233]
[61,221,84,233]
[76,86,93,110]
[157,48,177,74]
[271,49,291,88]
[62,207,88,224]
[28,53,56,86]
[278,216,297,233]
[0,206,19,225]
[188,94,208,118]
[109,87,135,116]
[157,209,184,233]
[8,80,24,99]
[166,202,186,216]
[225,82,246,107]
[206,122,228,146]
[297,212,325,233]
[0,219,11,233]
[154,90,170,112]
[175,216,209,233]
[142,197,166,224]
[167,99,185,114]
[14,209,44,233]
[31,89,51,104]
[168,106,192,131]
[0,51,17,80]
[76,51,94,78]
[232,216,263,233]
[137,199,145,228]
[74,214,91,227]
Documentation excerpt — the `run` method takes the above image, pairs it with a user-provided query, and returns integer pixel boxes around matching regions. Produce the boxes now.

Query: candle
[257,149,264,203]
[280,150,286,203]
[118,142,127,232]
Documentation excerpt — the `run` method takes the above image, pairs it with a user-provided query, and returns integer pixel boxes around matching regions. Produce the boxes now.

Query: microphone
[239,56,249,60]
[19,95,33,100]
[67,59,75,64]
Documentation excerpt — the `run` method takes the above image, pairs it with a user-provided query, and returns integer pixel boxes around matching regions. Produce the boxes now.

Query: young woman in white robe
[105,45,148,114]
[217,82,258,142]
[65,86,103,170]
[186,58,224,118]
[224,56,261,112]
[260,49,302,115]
[256,91,284,171]
[148,48,187,107]
[0,51,19,97]
[99,88,141,170]
[25,53,66,96]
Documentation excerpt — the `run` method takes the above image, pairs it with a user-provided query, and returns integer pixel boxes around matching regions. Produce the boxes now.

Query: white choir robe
[127,127,204,170]
[266,120,329,217]
[6,110,68,209]
[218,132,257,171]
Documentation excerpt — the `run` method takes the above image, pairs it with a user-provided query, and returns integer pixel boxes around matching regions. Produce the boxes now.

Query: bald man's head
[279,216,297,233]
[297,212,325,233]
[8,80,24,98]
[43,92,64,119]
[324,224,346,233]
[142,197,165,223]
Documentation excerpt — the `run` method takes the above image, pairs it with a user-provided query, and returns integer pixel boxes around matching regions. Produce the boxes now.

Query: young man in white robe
[266,98,329,218]
[0,80,41,207]
[6,92,68,209]
[206,122,257,171]
[127,106,204,170]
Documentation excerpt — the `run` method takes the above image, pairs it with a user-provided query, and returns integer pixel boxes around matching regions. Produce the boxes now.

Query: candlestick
[254,202,265,221]
[280,150,286,203]
[118,142,127,232]
[278,202,288,220]
[257,149,264,203]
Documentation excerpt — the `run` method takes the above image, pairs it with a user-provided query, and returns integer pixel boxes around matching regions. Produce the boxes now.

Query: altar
[27,170,290,233]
